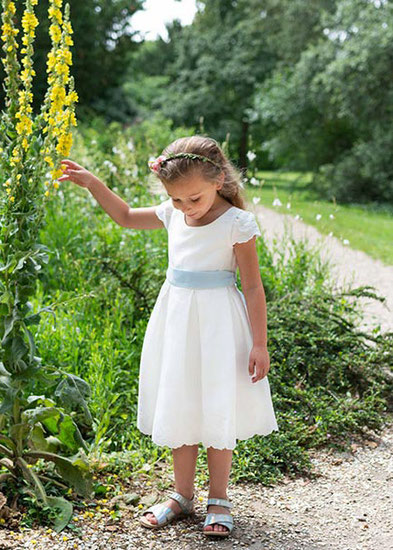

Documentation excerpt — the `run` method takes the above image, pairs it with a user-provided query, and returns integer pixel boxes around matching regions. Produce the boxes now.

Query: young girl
[59,135,279,538]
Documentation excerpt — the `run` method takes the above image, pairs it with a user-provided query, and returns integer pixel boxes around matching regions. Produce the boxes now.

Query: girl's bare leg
[204,447,233,534]
[144,444,199,525]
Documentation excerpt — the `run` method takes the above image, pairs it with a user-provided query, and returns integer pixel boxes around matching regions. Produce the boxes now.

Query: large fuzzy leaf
[45,496,73,533]
[23,450,93,498]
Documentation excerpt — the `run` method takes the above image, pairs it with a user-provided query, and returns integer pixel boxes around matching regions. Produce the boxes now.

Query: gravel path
[1,203,392,550]
[251,203,393,335]
[2,422,392,550]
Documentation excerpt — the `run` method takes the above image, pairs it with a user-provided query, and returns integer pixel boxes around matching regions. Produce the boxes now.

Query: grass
[245,171,393,266]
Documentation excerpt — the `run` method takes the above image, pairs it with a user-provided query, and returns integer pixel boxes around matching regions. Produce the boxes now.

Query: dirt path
[250,203,393,335]
[1,203,392,550]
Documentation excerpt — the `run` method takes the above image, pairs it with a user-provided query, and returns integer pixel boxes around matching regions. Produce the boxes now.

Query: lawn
[245,171,393,266]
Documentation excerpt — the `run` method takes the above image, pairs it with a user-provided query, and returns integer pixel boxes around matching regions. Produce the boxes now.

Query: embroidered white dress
[137,199,279,450]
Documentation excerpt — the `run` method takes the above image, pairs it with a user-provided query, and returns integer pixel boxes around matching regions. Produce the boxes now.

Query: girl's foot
[144,493,194,526]
[203,503,230,534]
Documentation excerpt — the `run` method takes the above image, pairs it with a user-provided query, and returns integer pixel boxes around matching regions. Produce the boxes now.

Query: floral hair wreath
[149,152,222,173]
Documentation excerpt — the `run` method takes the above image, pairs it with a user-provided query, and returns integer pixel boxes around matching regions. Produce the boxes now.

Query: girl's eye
[191,198,200,202]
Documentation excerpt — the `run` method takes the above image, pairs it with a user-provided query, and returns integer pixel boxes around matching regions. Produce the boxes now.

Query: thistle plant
[0,0,93,532]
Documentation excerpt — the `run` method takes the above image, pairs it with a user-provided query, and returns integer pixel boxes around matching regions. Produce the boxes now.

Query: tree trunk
[238,119,249,173]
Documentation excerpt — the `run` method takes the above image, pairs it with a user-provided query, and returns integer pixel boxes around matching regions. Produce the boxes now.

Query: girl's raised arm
[59,159,164,230]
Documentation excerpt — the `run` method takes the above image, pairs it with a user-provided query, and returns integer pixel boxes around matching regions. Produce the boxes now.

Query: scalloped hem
[137,425,279,450]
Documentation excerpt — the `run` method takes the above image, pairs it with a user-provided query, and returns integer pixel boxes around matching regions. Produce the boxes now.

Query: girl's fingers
[61,159,81,169]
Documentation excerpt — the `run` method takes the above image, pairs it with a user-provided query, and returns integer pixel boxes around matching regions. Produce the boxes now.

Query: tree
[154,0,275,168]
[254,0,393,203]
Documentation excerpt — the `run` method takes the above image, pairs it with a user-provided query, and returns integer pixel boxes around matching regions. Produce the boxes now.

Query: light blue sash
[166,266,236,289]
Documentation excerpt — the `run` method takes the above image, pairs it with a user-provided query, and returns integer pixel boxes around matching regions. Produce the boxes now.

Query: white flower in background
[91,139,97,145]
[343,239,350,245]
[247,151,257,162]
[112,146,119,155]
[273,197,282,207]
[124,169,131,176]
[328,232,333,237]
[252,197,261,204]
[132,165,138,177]
[119,151,126,161]
[316,213,322,221]
[148,155,156,163]
[250,177,259,186]
[159,194,167,201]
[133,196,140,203]
[103,160,117,174]
[294,214,300,220]
[127,139,135,151]
[286,202,291,209]
[329,214,335,219]
[119,240,125,247]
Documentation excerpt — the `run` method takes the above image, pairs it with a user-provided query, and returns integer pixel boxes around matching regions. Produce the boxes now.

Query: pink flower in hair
[149,155,167,173]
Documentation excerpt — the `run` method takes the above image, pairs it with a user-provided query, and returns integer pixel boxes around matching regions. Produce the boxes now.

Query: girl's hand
[248,345,270,383]
[58,159,95,189]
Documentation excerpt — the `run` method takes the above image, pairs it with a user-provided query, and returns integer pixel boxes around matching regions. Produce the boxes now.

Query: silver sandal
[203,497,234,537]
[139,490,195,529]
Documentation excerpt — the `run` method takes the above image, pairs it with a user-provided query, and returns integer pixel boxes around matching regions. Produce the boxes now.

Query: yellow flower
[44,190,50,197]
[49,23,61,43]
[22,12,39,34]
[51,167,63,179]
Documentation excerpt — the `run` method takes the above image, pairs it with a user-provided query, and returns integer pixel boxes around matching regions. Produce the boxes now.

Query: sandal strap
[204,512,234,531]
[207,497,233,509]
[143,502,176,526]
[168,491,194,514]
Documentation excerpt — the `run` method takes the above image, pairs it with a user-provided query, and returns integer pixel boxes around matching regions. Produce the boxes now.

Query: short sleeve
[155,198,174,230]
[231,210,261,245]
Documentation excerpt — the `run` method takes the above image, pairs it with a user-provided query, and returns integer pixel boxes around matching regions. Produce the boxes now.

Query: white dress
[137,199,279,450]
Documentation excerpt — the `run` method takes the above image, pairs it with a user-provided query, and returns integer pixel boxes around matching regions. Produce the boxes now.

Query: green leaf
[22,322,36,362]
[29,423,50,452]
[27,395,56,407]
[54,374,93,425]
[23,450,93,498]
[0,434,16,453]
[22,406,60,432]
[0,290,12,305]
[46,496,73,533]
[10,423,31,454]
[0,373,12,390]
[25,305,56,327]
[16,457,48,505]
[0,388,18,414]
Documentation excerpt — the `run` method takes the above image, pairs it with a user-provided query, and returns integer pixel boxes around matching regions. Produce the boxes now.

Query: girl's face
[164,171,225,219]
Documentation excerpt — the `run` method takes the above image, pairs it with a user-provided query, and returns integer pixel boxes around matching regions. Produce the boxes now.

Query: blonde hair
[150,135,247,209]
